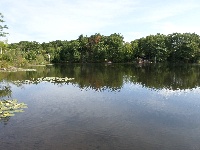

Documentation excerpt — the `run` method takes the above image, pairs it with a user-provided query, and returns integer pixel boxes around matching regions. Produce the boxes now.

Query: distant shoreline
[0,66,36,72]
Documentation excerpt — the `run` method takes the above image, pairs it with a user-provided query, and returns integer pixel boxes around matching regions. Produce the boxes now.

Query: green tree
[0,13,8,58]
[0,13,8,37]
[88,33,107,62]
[60,40,80,63]
[137,37,147,59]
[146,34,168,62]
[78,34,88,63]
[123,42,134,62]
[105,33,124,62]
[41,40,63,62]
[137,34,168,62]
[130,39,139,60]
[0,41,7,55]
[93,36,108,62]
[167,33,200,63]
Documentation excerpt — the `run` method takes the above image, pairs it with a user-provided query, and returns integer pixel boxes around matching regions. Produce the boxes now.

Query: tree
[123,42,134,62]
[59,40,80,63]
[0,13,8,37]
[0,13,8,58]
[78,34,88,63]
[166,33,200,63]
[105,33,124,62]
[146,34,168,62]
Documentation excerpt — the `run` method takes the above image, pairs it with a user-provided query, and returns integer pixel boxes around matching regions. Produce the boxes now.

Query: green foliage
[0,48,29,67]
[123,42,134,62]
[1,32,200,66]
[166,33,200,63]
[136,33,200,63]
[137,34,169,62]
[0,13,8,37]
[0,60,10,68]
[0,12,199,64]
[59,40,80,62]
[0,41,7,49]
[105,33,124,62]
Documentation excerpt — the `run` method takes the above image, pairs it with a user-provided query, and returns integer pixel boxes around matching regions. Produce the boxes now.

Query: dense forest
[0,32,199,67]
[0,13,200,67]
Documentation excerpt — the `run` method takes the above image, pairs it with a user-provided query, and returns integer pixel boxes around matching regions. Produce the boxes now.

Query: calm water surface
[0,64,200,150]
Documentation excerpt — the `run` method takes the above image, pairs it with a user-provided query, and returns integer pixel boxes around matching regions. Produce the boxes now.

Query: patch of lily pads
[0,99,28,119]
[12,77,75,85]
[36,77,75,82]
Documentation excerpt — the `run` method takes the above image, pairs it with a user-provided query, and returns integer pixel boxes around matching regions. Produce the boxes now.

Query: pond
[0,63,200,150]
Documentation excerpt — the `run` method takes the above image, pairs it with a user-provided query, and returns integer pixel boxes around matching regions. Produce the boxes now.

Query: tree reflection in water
[0,63,200,91]
[0,82,28,124]
[0,63,199,149]
[0,84,11,98]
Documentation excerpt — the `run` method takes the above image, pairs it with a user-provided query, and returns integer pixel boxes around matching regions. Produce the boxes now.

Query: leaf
[13,109,24,113]
[3,113,15,117]
[0,99,28,120]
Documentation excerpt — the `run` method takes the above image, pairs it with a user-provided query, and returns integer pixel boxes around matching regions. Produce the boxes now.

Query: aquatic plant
[0,99,27,119]
[37,77,75,82]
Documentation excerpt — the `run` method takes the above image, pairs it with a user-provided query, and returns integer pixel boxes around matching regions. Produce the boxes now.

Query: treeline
[1,32,200,67]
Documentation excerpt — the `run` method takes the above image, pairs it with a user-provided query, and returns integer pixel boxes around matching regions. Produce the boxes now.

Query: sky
[0,0,200,43]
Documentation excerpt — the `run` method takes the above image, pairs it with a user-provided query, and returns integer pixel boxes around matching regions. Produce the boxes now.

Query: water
[0,63,200,150]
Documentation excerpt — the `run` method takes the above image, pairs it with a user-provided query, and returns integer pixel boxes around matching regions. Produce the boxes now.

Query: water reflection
[0,63,199,91]
[0,82,27,124]
[0,64,200,149]
[0,83,12,98]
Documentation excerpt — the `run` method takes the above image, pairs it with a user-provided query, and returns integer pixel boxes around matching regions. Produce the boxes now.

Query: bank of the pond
[0,66,36,72]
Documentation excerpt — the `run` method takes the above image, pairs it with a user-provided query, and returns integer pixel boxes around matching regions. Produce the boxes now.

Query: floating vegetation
[0,67,36,72]
[12,77,75,85]
[36,77,75,82]
[0,99,28,119]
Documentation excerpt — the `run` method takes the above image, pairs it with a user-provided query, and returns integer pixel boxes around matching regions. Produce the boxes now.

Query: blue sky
[0,0,200,43]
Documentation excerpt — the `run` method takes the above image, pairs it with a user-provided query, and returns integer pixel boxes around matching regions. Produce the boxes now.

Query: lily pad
[0,99,28,120]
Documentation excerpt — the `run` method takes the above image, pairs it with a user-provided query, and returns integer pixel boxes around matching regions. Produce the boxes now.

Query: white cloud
[1,0,140,42]
[1,0,200,43]
[134,0,200,23]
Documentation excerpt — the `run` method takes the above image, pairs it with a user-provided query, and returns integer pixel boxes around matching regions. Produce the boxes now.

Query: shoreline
[0,66,36,72]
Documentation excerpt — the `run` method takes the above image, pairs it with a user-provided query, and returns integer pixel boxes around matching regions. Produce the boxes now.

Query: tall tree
[105,33,124,62]
[0,13,8,55]
[0,13,8,37]
[167,33,200,62]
